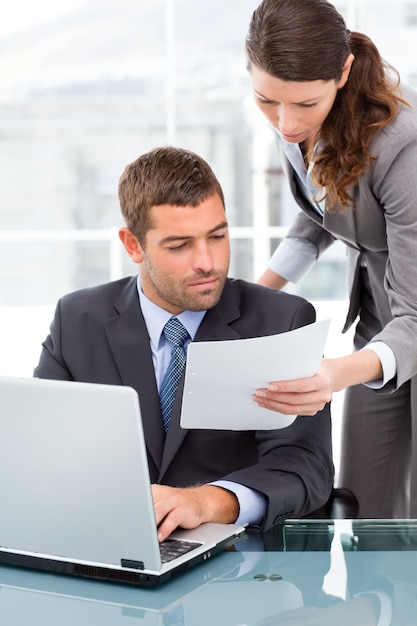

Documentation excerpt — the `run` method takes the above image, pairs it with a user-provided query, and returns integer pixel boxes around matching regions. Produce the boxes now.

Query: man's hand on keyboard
[151,484,239,542]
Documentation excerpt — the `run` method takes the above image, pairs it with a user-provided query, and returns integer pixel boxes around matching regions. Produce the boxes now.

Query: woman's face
[249,63,350,144]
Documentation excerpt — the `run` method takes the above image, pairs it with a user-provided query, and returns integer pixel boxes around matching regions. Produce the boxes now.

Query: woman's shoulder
[397,82,417,105]
[395,83,417,123]
[372,83,417,148]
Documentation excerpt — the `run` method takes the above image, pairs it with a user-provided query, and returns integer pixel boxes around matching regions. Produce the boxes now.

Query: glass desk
[1,519,417,625]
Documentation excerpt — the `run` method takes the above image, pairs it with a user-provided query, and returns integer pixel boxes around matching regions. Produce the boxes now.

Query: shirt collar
[136,276,206,349]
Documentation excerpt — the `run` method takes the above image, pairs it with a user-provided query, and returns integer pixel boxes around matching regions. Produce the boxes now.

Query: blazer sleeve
[33,298,75,381]
[366,118,417,390]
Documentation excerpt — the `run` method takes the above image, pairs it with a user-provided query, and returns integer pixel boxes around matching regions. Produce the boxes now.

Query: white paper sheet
[180,318,330,430]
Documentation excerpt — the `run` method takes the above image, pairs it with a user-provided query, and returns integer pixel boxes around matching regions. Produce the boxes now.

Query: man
[34,146,333,540]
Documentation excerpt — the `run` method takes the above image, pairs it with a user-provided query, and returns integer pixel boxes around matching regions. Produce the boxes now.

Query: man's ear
[119,228,144,263]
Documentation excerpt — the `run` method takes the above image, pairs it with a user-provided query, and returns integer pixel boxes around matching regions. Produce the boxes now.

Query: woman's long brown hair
[245,0,408,210]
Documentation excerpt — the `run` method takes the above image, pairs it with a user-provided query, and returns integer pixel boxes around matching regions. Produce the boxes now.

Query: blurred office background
[1,0,416,474]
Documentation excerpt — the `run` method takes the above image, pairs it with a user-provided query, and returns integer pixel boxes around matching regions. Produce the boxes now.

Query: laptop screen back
[0,376,162,571]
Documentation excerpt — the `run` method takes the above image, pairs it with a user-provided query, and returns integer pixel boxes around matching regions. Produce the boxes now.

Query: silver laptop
[0,376,245,587]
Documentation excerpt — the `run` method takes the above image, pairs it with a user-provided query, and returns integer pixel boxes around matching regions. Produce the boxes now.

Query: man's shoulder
[217,278,315,337]
[222,278,315,325]
[225,277,311,307]
[59,276,137,308]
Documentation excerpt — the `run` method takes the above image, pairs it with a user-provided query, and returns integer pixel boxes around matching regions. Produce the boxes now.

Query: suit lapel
[280,152,319,219]
[104,278,165,472]
[323,200,358,248]
[281,149,359,247]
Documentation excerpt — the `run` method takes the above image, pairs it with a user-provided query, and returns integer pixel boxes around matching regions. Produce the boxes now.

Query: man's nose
[193,244,214,272]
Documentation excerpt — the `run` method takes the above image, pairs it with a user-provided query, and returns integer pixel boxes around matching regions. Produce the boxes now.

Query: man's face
[135,193,230,314]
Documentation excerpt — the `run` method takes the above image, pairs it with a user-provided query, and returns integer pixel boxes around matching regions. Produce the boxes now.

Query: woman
[247,0,417,518]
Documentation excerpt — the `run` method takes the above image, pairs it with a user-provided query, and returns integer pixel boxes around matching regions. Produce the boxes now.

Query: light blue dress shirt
[269,130,396,387]
[136,277,266,526]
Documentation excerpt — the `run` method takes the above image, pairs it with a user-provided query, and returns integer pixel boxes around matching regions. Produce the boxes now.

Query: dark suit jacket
[33,276,334,530]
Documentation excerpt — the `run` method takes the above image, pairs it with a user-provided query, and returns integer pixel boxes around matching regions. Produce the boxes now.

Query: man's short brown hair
[118,146,225,245]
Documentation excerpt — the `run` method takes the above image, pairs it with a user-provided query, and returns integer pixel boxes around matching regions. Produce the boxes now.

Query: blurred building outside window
[1,0,416,474]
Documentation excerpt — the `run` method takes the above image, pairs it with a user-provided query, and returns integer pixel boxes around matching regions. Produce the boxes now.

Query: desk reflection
[0,522,417,625]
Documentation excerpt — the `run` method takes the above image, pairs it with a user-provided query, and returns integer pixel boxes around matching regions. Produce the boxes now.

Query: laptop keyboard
[160,538,201,563]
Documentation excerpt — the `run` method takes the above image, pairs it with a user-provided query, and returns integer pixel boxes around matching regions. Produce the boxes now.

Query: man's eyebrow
[209,221,228,233]
[161,221,228,244]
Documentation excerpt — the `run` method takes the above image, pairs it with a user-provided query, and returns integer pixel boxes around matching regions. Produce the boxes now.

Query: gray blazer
[278,84,417,392]
[33,276,333,530]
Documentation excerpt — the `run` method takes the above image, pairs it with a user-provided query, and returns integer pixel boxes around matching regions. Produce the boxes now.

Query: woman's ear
[337,53,355,89]
[119,227,144,263]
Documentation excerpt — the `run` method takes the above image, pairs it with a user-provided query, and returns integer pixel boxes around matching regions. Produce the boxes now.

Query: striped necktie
[159,317,189,431]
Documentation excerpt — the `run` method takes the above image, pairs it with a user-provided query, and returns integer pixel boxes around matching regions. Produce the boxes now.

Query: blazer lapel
[104,278,165,472]
[280,153,320,221]
[281,149,360,247]
[323,200,358,249]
